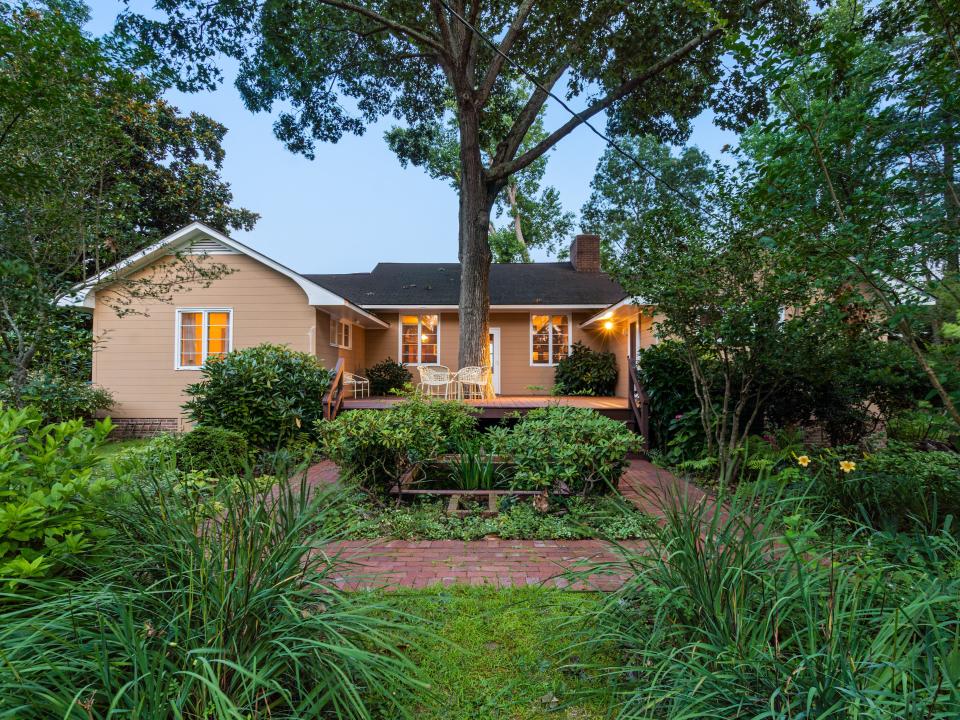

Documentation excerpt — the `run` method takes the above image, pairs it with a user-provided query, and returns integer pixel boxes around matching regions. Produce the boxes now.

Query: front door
[489,327,501,395]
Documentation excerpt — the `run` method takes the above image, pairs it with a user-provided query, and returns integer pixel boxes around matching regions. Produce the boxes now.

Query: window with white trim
[400,314,439,364]
[329,318,352,349]
[176,309,231,369]
[530,314,570,365]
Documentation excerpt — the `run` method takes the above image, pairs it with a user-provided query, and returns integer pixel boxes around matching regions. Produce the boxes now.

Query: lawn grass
[95,437,151,460]
[372,585,613,720]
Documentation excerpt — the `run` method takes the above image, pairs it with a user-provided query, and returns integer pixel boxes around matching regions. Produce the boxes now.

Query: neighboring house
[65,222,659,432]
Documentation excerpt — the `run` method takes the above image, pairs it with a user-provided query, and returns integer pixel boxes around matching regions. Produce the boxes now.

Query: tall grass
[0,453,426,719]
[575,485,960,719]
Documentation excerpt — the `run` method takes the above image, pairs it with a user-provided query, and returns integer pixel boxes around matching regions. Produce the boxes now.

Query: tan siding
[93,255,316,421]
[314,310,366,373]
[359,310,631,396]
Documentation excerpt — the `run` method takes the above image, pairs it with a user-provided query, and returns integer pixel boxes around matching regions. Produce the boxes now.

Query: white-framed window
[329,318,352,349]
[175,308,232,370]
[530,314,570,366]
[400,314,439,365]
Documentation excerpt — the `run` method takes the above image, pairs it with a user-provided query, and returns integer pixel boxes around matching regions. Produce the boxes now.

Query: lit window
[400,314,439,364]
[176,309,231,369]
[530,314,569,365]
[329,318,352,349]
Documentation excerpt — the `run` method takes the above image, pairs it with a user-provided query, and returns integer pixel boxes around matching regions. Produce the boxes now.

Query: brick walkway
[306,459,706,591]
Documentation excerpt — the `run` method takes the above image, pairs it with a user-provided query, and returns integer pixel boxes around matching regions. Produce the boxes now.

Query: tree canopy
[0,0,256,398]
[121,0,805,368]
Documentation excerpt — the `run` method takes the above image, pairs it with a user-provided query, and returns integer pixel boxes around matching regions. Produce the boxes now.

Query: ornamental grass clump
[0,453,426,718]
[577,483,960,719]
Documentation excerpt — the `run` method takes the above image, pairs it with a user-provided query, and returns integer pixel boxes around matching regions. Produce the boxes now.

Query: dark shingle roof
[305,262,626,307]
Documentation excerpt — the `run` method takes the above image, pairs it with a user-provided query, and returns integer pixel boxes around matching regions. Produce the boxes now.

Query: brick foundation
[109,417,180,438]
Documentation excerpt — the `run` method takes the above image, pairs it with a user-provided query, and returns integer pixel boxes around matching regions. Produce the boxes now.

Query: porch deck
[342,395,631,422]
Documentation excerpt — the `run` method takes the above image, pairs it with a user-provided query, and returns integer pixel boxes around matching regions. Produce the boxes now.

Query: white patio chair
[454,366,490,400]
[416,365,452,399]
[344,372,370,398]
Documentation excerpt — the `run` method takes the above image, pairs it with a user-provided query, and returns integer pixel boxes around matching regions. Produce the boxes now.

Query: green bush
[0,460,423,717]
[319,397,478,492]
[553,342,618,396]
[488,406,640,494]
[636,341,703,450]
[178,425,250,474]
[819,442,960,531]
[0,405,117,581]
[183,343,333,448]
[0,372,113,424]
[365,356,412,396]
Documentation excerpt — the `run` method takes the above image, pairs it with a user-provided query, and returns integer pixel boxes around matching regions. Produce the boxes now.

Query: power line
[436,0,719,221]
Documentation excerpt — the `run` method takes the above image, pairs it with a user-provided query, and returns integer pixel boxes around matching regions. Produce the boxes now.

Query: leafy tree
[736,0,960,423]
[386,89,573,262]
[120,0,804,368]
[582,134,714,269]
[0,1,256,401]
[600,151,821,484]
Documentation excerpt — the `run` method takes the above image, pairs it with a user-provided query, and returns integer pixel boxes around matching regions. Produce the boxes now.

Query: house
[65,222,659,433]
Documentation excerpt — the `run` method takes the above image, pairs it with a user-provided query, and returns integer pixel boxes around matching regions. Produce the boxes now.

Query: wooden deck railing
[323,358,345,421]
[627,353,651,452]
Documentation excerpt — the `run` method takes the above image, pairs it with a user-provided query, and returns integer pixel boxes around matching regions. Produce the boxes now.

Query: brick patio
[306,458,707,591]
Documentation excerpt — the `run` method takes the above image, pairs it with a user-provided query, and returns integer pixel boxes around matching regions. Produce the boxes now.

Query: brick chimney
[570,234,601,272]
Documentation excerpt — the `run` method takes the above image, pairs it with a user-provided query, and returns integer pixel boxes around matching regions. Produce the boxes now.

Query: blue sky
[87,1,736,273]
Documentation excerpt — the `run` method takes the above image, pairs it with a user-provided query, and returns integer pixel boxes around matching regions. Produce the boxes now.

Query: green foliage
[887,404,959,447]
[0,405,116,582]
[177,425,250,474]
[0,371,112,424]
[184,343,333,448]
[447,439,502,491]
[324,492,657,542]
[636,341,701,448]
[817,442,960,532]
[319,397,478,492]
[553,342,618,397]
[378,586,613,720]
[0,461,424,717]
[0,2,255,402]
[582,486,960,719]
[488,407,640,494]
[365,356,412,396]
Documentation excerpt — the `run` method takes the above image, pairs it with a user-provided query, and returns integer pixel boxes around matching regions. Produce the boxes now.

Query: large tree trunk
[456,106,498,378]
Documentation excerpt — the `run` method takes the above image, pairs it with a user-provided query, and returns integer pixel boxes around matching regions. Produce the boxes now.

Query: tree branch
[488,2,770,182]
[477,0,536,105]
[490,61,568,169]
[316,0,444,52]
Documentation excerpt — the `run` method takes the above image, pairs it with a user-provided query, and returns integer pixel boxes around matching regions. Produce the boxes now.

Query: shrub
[365,356,412,396]
[0,372,113,424]
[554,342,618,396]
[636,341,703,449]
[319,397,478,492]
[819,442,960,531]
[0,464,424,717]
[0,405,117,581]
[183,343,333,448]
[488,406,640,494]
[177,425,250,474]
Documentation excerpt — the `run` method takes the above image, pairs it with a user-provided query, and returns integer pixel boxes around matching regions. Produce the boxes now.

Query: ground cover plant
[0,447,426,719]
[321,491,658,541]
[373,585,616,720]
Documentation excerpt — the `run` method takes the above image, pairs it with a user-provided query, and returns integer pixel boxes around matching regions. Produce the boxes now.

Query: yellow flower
[839,460,857,473]
[796,455,811,467]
